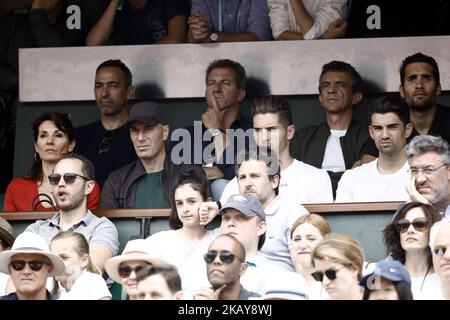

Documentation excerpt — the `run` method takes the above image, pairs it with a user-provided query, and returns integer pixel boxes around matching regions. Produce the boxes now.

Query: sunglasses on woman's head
[203,251,243,264]
[118,264,148,278]
[395,218,429,234]
[10,260,49,272]
[311,266,344,282]
[48,173,90,185]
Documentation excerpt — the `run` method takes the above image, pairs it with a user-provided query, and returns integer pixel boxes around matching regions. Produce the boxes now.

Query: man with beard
[76,59,137,187]
[336,96,413,202]
[193,234,259,300]
[362,53,450,163]
[406,135,450,218]
[25,153,119,271]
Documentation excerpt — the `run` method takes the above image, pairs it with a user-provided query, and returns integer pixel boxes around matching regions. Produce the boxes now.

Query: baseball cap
[126,101,167,127]
[219,194,265,221]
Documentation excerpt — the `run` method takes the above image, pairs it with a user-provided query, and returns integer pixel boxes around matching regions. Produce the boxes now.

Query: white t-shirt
[321,129,347,172]
[260,196,309,272]
[58,270,111,300]
[0,273,8,296]
[220,159,333,205]
[145,229,221,296]
[335,159,411,202]
[411,271,442,300]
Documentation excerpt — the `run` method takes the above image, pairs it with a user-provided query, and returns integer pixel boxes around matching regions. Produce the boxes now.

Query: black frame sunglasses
[311,267,344,282]
[395,218,429,234]
[434,245,449,257]
[204,251,243,265]
[118,264,149,278]
[10,260,49,272]
[48,173,90,185]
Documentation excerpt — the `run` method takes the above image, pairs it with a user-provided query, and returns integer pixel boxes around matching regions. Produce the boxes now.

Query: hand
[193,285,226,300]
[199,201,220,225]
[203,90,226,129]
[321,18,348,39]
[188,12,210,42]
[406,176,431,204]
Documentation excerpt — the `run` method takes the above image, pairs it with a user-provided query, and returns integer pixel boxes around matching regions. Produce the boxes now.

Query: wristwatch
[209,32,219,42]
[208,128,223,137]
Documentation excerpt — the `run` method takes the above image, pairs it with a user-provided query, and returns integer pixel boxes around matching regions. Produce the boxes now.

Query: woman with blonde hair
[50,231,111,300]
[311,233,364,300]
[290,214,331,299]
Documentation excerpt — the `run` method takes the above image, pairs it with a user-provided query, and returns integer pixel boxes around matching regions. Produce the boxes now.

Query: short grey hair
[405,135,450,164]
[429,218,450,250]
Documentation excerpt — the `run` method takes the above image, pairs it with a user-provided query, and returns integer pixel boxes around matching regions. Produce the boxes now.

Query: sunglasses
[395,218,429,234]
[118,264,148,278]
[48,173,90,185]
[204,251,243,265]
[434,245,449,257]
[10,260,49,272]
[99,130,114,155]
[311,266,344,282]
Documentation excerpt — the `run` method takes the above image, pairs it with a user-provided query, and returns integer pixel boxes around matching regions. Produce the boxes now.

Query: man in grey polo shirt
[25,153,119,271]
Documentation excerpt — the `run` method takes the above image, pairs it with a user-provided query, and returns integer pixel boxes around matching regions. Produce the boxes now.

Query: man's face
[400,62,441,112]
[94,67,133,117]
[52,159,94,211]
[253,113,294,156]
[205,68,245,112]
[8,253,52,297]
[237,160,279,207]
[205,237,246,289]
[136,274,180,300]
[369,112,412,157]
[129,121,168,161]
[432,224,450,283]
[220,209,266,251]
[408,152,450,205]
[318,71,361,114]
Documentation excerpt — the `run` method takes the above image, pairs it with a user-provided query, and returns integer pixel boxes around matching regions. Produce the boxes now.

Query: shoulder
[108,161,139,180]
[7,177,35,189]
[298,123,327,137]
[146,229,175,242]
[291,160,329,178]
[76,121,102,136]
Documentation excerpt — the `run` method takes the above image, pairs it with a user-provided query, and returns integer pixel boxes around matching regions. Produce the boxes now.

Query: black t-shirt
[75,120,137,187]
[114,0,189,45]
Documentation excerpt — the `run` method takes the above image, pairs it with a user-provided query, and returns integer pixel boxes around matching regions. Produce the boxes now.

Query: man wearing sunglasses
[25,153,119,272]
[430,219,450,299]
[406,135,450,218]
[0,232,65,300]
[193,234,259,300]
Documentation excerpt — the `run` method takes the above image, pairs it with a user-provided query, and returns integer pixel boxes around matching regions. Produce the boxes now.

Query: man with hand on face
[25,153,119,271]
[193,234,259,300]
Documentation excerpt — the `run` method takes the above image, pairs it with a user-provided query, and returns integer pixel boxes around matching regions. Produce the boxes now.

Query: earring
[34,152,39,161]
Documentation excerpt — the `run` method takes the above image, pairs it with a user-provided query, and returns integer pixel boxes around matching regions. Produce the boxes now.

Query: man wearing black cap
[100,101,171,209]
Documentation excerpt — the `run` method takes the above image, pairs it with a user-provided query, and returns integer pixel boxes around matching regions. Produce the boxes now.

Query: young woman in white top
[290,214,331,299]
[145,166,220,296]
[383,202,442,300]
[312,233,364,300]
[50,231,111,300]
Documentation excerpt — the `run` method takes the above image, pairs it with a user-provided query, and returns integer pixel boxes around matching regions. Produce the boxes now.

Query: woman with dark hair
[145,165,220,297]
[383,202,442,299]
[3,112,100,211]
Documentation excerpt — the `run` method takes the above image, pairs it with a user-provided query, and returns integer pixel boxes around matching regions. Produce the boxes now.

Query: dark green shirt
[134,171,168,208]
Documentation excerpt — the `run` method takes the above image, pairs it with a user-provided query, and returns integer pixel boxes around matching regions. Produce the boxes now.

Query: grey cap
[360,260,411,288]
[219,194,266,221]
[126,101,167,127]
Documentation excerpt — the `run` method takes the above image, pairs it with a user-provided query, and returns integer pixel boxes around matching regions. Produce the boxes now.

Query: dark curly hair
[383,202,442,265]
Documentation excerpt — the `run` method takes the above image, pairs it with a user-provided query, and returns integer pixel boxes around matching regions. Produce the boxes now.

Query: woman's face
[399,207,430,252]
[120,260,150,298]
[174,184,204,228]
[368,278,400,300]
[50,237,88,290]
[313,258,359,300]
[34,120,75,164]
[290,222,324,271]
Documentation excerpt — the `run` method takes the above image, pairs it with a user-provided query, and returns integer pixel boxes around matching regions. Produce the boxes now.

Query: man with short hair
[429,219,450,299]
[76,59,137,187]
[406,135,450,218]
[336,95,413,202]
[290,60,368,195]
[0,232,65,300]
[135,264,184,300]
[101,101,172,209]
[193,234,259,300]
[25,153,119,271]
[220,95,333,204]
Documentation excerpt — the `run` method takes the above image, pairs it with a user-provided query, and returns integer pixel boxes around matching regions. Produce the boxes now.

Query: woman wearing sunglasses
[145,165,220,297]
[290,214,331,299]
[49,231,111,300]
[383,202,442,299]
[3,112,100,212]
[311,233,364,300]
